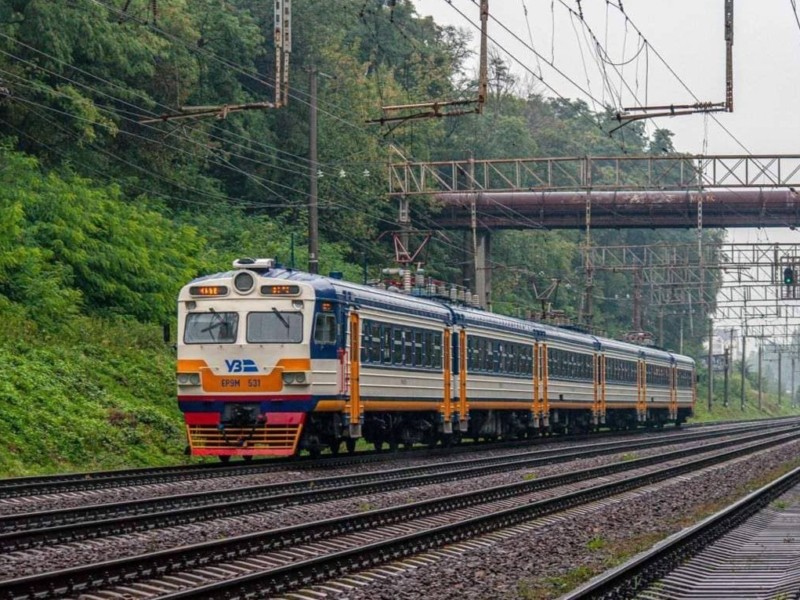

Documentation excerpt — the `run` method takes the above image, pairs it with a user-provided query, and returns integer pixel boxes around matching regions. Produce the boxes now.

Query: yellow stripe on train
[177,358,310,393]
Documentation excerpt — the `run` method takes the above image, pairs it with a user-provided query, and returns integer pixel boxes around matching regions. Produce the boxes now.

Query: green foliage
[0,311,183,475]
[0,145,202,323]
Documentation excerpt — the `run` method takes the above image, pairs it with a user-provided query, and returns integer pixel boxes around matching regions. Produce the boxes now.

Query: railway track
[0,423,789,552]
[563,465,800,599]
[2,428,798,599]
[0,417,790,500]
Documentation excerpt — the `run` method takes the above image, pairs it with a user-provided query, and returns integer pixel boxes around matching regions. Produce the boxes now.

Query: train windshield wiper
[272,307,290,329]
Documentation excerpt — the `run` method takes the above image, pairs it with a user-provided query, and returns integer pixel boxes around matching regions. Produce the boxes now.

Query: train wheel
[374,440,385,453]
[346,438,357,454]
[329,441,341,456]
[309,447,322,459]
[243,455,253,462]
[219,456,231,463]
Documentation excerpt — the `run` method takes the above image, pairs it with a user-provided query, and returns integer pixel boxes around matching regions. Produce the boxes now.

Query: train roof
[186,263,694,364]
[189,266,454,322]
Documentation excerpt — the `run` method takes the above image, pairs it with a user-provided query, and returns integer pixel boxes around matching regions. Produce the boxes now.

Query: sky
[412,0,800,246]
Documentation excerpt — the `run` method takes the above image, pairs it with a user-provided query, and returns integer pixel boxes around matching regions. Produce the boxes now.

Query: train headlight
[282,371,310,386]
[177,373,201,386]
[233,272,255,294]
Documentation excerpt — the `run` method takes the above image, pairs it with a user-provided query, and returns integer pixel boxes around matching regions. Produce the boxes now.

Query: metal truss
[389,155,800,196]
[585,242,800,338]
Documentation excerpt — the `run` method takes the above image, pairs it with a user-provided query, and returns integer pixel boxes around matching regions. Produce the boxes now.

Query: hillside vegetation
[0,0,759,476]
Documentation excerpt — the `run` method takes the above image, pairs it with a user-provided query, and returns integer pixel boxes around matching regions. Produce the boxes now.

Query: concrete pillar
[476,231,492,310]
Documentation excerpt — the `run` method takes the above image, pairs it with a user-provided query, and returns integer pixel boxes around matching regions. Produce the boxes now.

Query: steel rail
[0,423,782,552]
[0,417,788,499]
[157,432,800,600]
[0,425,676,499]
[561,466,800,599]
[2,430,798,599]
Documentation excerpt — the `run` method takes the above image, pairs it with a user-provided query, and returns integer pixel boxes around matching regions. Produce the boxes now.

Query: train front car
[176,259,329,459]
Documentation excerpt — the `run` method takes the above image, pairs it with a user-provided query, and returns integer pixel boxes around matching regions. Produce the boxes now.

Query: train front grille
[186,423,303,455]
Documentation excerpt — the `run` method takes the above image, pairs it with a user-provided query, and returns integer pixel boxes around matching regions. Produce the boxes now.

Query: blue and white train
[176,259,695,459]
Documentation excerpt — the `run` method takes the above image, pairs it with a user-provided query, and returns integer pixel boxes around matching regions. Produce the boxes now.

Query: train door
[670,363,678,420]
[540,343,550,427]
[637,359,647,422]
[532,341,549,429]
[599,354,607,424]
[458,328,469,432]
[346,311,362,438]
[441,328,453,434]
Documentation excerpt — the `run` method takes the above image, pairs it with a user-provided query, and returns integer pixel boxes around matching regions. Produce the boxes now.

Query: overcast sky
[412,0,800,246]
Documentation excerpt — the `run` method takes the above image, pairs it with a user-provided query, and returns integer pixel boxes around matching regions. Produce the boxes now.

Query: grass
[0,311,185,476]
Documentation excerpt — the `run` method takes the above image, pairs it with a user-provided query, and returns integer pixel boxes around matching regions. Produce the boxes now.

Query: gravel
[325,439,800,600]
[0,431,772,580]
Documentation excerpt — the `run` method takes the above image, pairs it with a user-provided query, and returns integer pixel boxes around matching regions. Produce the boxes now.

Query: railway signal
[784,267,795,286]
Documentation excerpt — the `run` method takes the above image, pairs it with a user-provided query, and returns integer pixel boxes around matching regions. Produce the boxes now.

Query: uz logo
[225,359,258,373]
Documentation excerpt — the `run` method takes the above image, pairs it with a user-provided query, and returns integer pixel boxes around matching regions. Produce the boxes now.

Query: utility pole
[778,351,783,406]
[740,333,746,410]
[308,66,319,274]
[757,341,762,410]
[707,319,713,411]
[723,345,729,408]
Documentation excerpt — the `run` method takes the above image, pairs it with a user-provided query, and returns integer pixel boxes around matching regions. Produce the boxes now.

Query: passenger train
[176,259,695,459]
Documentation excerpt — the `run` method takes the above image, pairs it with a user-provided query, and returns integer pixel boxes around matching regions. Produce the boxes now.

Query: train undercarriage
[296,405,692,457]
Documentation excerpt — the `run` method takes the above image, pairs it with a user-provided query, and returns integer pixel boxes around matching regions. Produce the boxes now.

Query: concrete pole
[758,342,763,411]
[308,67,319,274]
[707,319,713,411]
[740,334,746,410]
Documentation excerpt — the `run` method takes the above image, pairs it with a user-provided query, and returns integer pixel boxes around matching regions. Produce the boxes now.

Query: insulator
[403,270,412,293]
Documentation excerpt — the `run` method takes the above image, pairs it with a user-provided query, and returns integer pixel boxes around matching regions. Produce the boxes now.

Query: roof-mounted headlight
[234,271,255,294]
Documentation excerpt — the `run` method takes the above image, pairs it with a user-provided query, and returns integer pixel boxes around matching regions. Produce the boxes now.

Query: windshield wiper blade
[272,307,290,329]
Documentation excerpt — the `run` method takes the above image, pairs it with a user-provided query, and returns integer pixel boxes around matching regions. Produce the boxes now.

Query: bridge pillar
[476,230,492,310]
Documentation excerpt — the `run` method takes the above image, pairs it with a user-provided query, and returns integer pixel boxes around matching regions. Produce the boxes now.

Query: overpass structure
[390,154,800,229]
[389,155,800,310]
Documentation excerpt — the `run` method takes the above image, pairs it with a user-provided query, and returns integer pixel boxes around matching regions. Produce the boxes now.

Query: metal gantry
[389,155,800,196]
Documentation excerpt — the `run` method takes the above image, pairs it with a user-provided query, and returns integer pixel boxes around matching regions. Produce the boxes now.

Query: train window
[314,313,337,345]
[393,328,404,364]
[404,330,414,365]
[369,324,380,362]
[246,311,303,343]
[184,312,239,344]
[432,333,442,368]
[414,330,423,366]
[381,325,392,364]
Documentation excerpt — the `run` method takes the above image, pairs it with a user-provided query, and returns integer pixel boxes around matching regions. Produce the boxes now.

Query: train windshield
[247,310,303,343]
[184,312,239,344]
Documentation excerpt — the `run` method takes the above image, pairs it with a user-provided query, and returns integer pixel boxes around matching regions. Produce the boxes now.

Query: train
[176,258,695,460]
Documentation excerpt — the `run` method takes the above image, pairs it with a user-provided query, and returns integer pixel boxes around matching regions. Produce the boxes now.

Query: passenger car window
[184,312,239,344]
[247,311,303,343]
